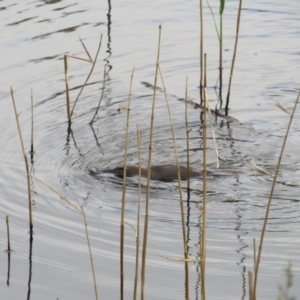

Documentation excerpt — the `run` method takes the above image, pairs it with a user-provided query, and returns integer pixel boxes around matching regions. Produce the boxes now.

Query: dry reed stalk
[10,87,33,236]
[246,161,274,177]
[120,67,135,300]
[80,36,93,63]
[200,85,208,300]
[158,64,189,299]
[204,53,207,89]
[30,88,34,161]
[32,175,80,212]
[203,88,220,168]
[248,271,253,300]
[141,25,162,300]
[70,33,103,120]
[66,55,91,63]
[202,53,220,167]
[225,0,242,111]
[276,101,292,116]
[253,238,257,275]
[90,66,107,124]
[133,125,142,300]
[199,0,204,104]
[6,215,11,252]
[64,55,71,123]
[252,87,300,299]
[185,77,191,198]
[70,188,99,300]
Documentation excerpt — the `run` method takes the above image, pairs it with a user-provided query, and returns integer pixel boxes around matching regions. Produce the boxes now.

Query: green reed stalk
[10,87,33,237]
[205,0,225,100]
[141,25,162,300]
[133,125,141,300]
[252,87,300,299]
[158,64,189,299]
[120,67,135,300]
[225,0,242,112]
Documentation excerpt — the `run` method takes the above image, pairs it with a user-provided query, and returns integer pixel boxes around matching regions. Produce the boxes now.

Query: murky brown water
[0,0,299,299]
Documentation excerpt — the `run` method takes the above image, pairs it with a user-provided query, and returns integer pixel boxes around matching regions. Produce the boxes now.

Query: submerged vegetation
[5,1,299,300]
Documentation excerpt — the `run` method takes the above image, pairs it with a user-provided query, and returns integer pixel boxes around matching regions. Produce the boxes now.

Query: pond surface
[0,0,299,299]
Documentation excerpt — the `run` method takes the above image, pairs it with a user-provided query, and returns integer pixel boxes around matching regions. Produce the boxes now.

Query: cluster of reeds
[8,35,105,299]
[7,6,300,299]
[199,0,243,112]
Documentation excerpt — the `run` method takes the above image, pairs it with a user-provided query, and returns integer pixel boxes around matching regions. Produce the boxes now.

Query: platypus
[89,163,242,182]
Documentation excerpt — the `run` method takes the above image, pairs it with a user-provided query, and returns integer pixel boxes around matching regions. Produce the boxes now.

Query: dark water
[0,0,299,299]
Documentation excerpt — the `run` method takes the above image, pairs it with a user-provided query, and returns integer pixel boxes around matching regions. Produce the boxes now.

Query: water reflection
[104,0,112,73]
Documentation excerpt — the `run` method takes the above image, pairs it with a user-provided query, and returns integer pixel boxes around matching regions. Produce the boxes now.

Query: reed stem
[141,25,162,300]
[90,66,107,124]
[200,55,208,299]
[225,0,242,112]
[30,88,34,162]
[10,87,33,236]
[133,126,141,300]
[158,64,189,299]
[70,33,103,120]
[199,0,204,104]
[184,78,191,199]
[252,87,300,299]
[120,67,135,300]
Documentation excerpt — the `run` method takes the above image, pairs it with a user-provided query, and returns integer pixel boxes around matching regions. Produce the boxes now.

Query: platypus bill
[89,163,241,182]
